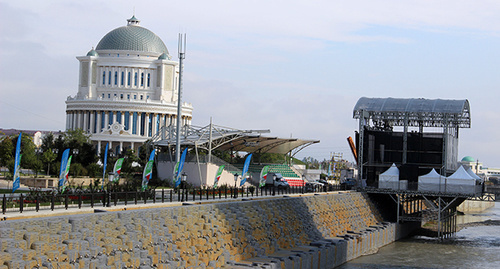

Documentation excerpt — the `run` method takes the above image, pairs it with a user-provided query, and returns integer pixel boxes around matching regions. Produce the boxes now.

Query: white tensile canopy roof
[447,166,475,185]
[465,167,482,182]
[418,168,444,192]
[418,168,443,181]
[379,163,399,182]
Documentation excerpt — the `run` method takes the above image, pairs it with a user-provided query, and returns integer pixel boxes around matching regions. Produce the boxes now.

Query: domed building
[65,16,193,154]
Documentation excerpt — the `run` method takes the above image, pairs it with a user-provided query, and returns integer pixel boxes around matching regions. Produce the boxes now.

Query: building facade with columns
[65,16,193,154]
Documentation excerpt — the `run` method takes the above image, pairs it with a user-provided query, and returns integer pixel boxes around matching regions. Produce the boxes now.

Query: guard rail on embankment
[0,191,417,269]
[2,184,348,215]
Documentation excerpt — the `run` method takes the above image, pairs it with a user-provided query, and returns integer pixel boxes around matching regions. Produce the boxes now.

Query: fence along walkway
[2,184,348,215]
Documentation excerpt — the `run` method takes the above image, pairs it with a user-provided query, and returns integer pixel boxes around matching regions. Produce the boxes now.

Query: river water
[339,202,500,269]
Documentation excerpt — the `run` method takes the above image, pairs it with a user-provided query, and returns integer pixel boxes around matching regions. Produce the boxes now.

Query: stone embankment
[0,192,412,268]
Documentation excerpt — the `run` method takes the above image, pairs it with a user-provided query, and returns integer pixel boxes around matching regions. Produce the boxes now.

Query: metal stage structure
[363,187,494,239]
[352,97,481,239]
[353,97,471,185]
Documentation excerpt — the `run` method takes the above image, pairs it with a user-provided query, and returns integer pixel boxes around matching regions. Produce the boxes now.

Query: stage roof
[152,124,319,156]
[353,97,471,128]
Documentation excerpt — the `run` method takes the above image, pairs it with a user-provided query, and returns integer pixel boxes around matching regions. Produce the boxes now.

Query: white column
[112,111,117,125]
[76,111,81,129]
[119,141,123,154]
[89,111,95,134]
[97,140,101,155]
[145,113,150,137]
[151,113,156,136]
[120,112,125,126]
[96,111,102,133]
[83,111,88,132]
[65,113,70,130]
[104,111,109,130]
[128,112,133,131]
[131,142,135,152]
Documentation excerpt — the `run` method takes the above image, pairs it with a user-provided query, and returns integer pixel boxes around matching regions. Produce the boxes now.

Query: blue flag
[240,153,252,186]
[101,143,109,189]
[149,148,156,162]
[12,132,22,192]
[174,148,188,188]
[58,149,70,187]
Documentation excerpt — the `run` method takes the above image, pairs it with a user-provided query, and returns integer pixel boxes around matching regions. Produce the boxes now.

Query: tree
[40,150,57,176]
[0,137,14,168]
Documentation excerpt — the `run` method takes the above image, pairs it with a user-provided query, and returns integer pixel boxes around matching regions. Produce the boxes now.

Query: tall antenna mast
[175,33,186,163]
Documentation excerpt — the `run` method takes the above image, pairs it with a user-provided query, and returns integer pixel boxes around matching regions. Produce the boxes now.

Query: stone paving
[0,192,396,268]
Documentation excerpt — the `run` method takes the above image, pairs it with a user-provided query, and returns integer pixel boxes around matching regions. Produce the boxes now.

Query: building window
[108,94,111,99]
[102,71,106,85]
[121,72,124,86]
[120,94,123,99]
[140,95,143,100]
[140,113,145,136]
[117,54,119,57]
[147,73,150,87]
[117,111,121,124]
[108,71,111,85]
[134,72,138,86]
[114,93,117,97]
[147,95,150,99]
[132,112,137,134]
[141,73,144,86]
[127,72,131,86]
[127,94,130,99]
[102,93,104,98]
[134,95,137,100]
[101,111,105,129]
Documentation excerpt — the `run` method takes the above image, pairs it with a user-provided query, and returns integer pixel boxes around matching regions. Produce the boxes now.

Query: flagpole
[176,33,186,163]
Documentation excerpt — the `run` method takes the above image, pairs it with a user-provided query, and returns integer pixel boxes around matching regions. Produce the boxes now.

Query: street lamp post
[233,173,239,198]
[181,172,187,202]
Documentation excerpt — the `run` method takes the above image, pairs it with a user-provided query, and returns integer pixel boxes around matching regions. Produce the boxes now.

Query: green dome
[158,53,169,60]
[96,16,169,55]
[86,48,98,56]
[461,156,475,162]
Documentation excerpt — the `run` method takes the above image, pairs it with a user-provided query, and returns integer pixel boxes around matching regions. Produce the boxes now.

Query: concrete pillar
[112,111,117,125]
[97,140,101,155]
[119,141,123,154]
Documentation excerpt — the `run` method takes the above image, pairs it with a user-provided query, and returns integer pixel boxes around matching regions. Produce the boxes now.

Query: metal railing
[2,184,348,215]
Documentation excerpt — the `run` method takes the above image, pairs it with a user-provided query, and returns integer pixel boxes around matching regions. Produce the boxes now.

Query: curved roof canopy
[96,16,169,55]
[153,123,319,156]
[353,97,471,128]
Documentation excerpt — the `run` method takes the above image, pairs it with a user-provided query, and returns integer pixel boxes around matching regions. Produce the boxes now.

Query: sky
[1,0,500,167]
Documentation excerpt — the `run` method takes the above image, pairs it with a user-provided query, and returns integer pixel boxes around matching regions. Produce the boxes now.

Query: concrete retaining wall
[457,199,495,213]
[0,192,411,268]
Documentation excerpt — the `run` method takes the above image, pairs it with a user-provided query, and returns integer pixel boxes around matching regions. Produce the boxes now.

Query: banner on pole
[61,155,72,192]
[240,153,252,186]
[259,165,269,188]
[101,143,109,190]
[58,149,70,188]
[214,165,225,188]
[12,133,22,192]
[174,148,187,188]
[142,160,154,190]
[113,158,124,182]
